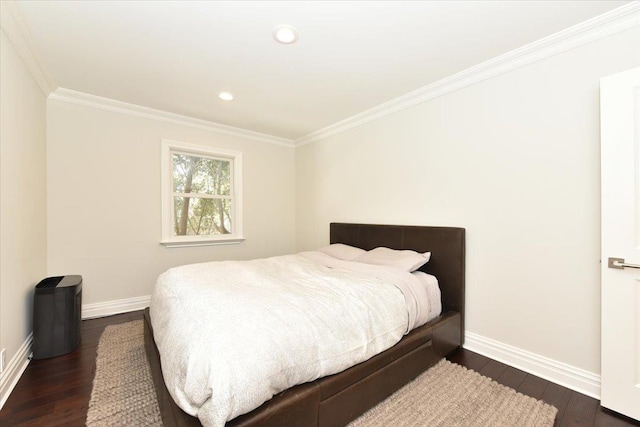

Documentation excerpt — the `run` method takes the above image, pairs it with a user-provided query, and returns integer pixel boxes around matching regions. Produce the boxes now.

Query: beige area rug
[87,321,557,426]
[347,360,557,427]
[86,320,161,426]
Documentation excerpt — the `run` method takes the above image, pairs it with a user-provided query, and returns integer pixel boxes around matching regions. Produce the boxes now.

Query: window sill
[160,238,245,248]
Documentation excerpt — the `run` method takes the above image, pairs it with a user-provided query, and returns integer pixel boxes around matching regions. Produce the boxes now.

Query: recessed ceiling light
[273,25,299,44]
[218,92,234,101]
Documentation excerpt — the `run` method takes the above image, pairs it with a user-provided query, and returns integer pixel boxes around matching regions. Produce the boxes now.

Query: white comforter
[150,251,433,427]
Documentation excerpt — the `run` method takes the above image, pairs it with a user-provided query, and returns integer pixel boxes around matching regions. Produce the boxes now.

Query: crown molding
[295,2,640,147]
[49,88,295,148]
[0,0,57,95]
[4,0,637,148]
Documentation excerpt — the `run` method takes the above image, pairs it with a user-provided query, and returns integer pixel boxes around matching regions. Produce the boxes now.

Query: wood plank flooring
[0,311,637,426]
[0,311,141,427]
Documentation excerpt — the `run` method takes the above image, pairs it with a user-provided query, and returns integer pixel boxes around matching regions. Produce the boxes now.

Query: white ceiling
[14,1,629,141]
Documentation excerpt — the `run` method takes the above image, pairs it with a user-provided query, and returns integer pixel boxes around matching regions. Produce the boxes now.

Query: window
[161,139,243,247]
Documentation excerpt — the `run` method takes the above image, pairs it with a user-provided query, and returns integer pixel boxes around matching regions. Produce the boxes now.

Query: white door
[601,66,640,421]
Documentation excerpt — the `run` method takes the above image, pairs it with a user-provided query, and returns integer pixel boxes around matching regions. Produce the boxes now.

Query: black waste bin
[32,275,82,359]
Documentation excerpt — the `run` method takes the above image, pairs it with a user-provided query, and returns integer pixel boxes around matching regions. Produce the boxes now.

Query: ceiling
[14,1,629,141]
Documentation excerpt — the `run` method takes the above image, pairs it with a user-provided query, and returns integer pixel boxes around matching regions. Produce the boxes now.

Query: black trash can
[32,275,82,359]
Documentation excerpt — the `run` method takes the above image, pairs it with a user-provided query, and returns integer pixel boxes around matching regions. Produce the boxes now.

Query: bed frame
[144,223,465,426]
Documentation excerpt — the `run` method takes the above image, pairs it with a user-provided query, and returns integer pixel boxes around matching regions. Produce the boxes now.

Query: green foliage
[172,154,232,236]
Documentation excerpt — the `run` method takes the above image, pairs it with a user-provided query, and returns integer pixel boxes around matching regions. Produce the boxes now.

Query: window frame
[160,139,244,247]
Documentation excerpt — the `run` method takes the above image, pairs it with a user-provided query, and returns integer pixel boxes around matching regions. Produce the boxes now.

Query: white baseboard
[82,295,151,319]
[0,333,32,410]
[464,331,601,399]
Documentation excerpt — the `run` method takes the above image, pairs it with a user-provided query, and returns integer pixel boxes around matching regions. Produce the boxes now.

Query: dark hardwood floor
[0,311,637,426]
[0,311,141,427]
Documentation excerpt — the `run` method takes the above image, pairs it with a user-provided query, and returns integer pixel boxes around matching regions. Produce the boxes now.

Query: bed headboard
[330,223,465,329]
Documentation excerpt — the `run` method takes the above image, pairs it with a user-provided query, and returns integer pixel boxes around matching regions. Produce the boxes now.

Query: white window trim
[160,139,244,248]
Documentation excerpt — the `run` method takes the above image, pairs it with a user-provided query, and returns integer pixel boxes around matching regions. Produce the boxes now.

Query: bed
[144,222,465,426]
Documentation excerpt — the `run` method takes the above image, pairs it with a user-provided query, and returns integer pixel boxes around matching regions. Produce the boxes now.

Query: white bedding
[150,251,440,427]
[413,270,442,326]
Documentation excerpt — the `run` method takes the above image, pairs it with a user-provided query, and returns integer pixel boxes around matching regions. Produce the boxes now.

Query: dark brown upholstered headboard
[330,223,465,333]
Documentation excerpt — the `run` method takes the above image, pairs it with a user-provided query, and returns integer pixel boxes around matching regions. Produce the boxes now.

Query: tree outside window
[161,140,243,247]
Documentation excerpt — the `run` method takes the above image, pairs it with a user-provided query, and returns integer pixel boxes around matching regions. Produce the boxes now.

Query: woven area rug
[86,320,161,426]
[87,320,557,426]
[348,360,557,427]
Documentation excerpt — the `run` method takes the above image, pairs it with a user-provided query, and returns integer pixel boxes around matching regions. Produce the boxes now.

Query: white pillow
[317,243,366,261]
[356,247,431,272]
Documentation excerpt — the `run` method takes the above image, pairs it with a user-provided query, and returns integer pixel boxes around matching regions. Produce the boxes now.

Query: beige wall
[47,101,296,305]
[0,30,48,367]
[295,27,640,375]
